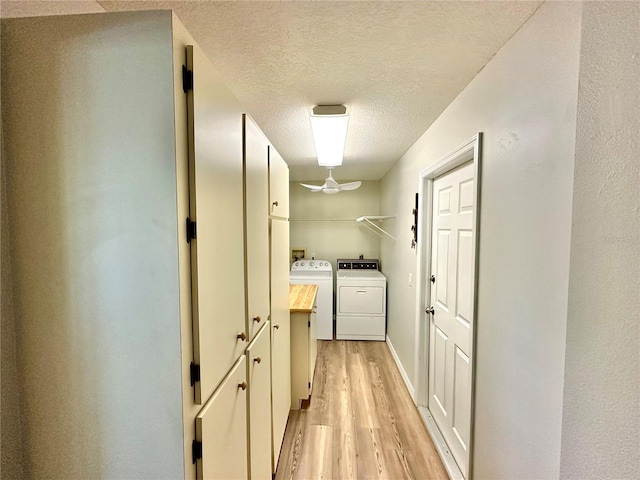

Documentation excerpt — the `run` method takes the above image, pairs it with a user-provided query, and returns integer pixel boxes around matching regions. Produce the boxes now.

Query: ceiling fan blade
[338,181,362,191]
[300,183,324,191]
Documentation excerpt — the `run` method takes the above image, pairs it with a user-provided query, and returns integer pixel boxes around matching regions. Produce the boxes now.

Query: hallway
[275,340,448,479]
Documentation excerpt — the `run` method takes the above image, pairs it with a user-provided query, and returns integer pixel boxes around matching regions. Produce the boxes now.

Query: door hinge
[182,65,193,93]
[192,439,202,464]
[186,217,197,243]
[190,362,201,386]
[308,321,310,328]
[308,382,311,390]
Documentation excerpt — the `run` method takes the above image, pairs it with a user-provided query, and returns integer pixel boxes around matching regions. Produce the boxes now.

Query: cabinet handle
[273,324,280,330]
[238,382,247,391]
[253,316,262,323]
[272,201,279,207]
[254,356,262,364]
[237,332,247,341]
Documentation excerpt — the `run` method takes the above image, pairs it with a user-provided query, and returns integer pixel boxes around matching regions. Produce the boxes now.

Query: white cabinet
[243,114,271,342]
[195,356,248,480]
[246,323,272,480]
[269,217,291,473]
[269,147,290,218]
[291,307,318,409]
[268,144,291,473]
[185,43,247,406]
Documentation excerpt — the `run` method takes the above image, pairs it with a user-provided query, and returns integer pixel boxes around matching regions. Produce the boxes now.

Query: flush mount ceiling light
[310,105,349,167]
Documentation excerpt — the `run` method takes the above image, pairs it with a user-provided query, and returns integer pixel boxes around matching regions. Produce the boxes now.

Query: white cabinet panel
[243,115,271,341]
[269,218,290,473]
[186,45,247,404]
[196,356,248,480]
[268,147,289,219]
[290,310,318,409]
[246,323,272,480]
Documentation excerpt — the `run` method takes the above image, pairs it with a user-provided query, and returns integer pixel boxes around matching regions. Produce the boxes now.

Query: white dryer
[336,259,386,341]
[290,260,334,340]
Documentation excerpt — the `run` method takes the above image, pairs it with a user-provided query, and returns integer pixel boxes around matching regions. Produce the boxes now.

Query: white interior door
[428,161,475,478]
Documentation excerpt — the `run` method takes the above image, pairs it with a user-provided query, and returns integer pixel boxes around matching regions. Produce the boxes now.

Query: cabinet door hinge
[182,65,193,93]
[308,321,310,328]
[192,439,202,464]
[308,382,311,390]
[186,217,197,243]
[190,362,201,386]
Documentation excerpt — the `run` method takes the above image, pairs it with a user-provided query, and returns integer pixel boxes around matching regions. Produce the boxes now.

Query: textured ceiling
[3,0,542,181]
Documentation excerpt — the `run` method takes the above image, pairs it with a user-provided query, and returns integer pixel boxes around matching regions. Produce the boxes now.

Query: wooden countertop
[289,284,318,313]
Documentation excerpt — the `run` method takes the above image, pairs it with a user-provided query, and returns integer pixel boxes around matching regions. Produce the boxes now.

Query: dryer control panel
[337,259,380,271]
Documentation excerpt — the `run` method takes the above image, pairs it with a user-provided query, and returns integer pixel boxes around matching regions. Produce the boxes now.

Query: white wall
[1,12,184,479]
[380,2,582,478]
[560,2,640,478]
[1,5,107,480]
[290,181,382,270]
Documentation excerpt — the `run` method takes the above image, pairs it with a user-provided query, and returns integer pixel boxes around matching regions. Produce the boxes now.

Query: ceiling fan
[300,168,362,194]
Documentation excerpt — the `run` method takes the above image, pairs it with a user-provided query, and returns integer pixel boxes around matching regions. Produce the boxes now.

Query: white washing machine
[336,259,386,341]
[290,259,334,340]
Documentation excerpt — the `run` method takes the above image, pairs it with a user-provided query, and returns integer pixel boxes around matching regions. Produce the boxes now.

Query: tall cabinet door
[246,322,272,480]
[186,45,247,404]
[195,356,248,480]
[270,217,290,473]
[243,115,270,341]
[268,147,289,219]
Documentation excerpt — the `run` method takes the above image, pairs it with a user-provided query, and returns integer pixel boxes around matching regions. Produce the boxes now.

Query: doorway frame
[413,133,482,480]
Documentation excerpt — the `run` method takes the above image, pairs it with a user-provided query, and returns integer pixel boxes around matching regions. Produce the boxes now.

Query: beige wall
[1,131,24,480]
[380,2,582,478]
[1,5,106,480]
[2,12,185,478]
[560,2,640,478]
[289,181,382,271]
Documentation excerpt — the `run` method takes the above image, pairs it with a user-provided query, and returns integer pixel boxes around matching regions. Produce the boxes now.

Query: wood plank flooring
[275,340,448,480]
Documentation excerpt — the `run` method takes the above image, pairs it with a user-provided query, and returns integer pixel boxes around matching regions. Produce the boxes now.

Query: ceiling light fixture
[310,105,349,167]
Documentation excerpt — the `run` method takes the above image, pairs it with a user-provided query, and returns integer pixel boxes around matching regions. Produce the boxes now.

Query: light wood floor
[275,340,448,480]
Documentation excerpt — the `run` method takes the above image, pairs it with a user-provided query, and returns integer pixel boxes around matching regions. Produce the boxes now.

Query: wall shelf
[355,216,396,240]
[290,216,396,241]
[290,219,354,223]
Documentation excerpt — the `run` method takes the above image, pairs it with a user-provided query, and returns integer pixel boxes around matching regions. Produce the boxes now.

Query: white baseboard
[419,406,464,480]
[385,335,415,402]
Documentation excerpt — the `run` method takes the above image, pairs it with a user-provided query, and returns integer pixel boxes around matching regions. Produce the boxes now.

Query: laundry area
[289,180,392,342]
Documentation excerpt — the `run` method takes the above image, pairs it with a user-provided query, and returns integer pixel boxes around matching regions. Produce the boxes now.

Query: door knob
[425,306,435,315]
[253,316,261,323]
[430,275,436,283]
[273,324,280,330]
[272,201,279,207]
[254,356,262,364]
[237,332,247,341]
[238,382,247,391]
